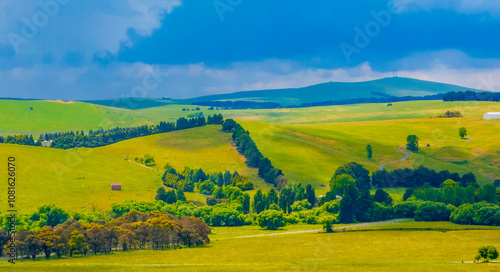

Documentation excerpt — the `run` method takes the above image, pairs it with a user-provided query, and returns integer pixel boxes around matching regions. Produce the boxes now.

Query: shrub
[414,201,451,221]
[257,210,287,230]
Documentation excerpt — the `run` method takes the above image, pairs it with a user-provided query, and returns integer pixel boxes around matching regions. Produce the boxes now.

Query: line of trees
[1,209,210,260]
[443,90,500,102]
[289,94,443,108]
[0,114,224,149]
[195,101,281,109]
[224,119,286,188]
[372,166,476,188]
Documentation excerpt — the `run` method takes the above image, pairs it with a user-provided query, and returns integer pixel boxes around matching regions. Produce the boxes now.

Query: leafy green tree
[144,156,155,166]
[86,225,104,255]
[333,162,371,191]
[69,230,88,257]
[196,169,207,182]
[206,196,217,206]
[366,144,373,159]
[213,187,226,199]
[414,201,451,221]
[0,230,9,257]
[37,226,59,259]
[268,189,279,206]
[460,172,477,187]
[477,246,499,262]
[374,189,393,206]
[257,209,287,230]
[477,184,498,204]
[223,171,232,186]
[330,174,360,223]
[406,135,419,152]
[253,189,266,214]
[176,189,187,201]
[403,188,414,201]
[242,193,251,214]
[155,187,167,202]
[306,184,316,207]
[199,180,215,195]
[321,215,337,233]
[355,187,375,222]
[279,187,295,214]
[291,199,312,212]
[459,127,467,139]
[222,119,237,132]
[165,190,177,204]
[31,205,69,228]
[25,233,42,260]
[465,185,477,204]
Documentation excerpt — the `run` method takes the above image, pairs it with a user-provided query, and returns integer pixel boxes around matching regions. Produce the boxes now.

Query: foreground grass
[5,227,500,271]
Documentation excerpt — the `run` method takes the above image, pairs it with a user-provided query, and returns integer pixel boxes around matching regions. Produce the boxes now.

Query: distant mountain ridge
[183,77,482,107]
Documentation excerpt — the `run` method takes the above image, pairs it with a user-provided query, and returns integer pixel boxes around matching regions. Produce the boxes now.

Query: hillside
[0,99,194,136]
[0,126,266,213]
[75,77,481,109]
[183,77,479,106]
[230,101,500,192]
[79,97,178,109]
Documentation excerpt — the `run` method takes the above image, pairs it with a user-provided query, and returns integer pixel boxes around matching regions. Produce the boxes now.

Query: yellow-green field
[4,222,500,271]
[1,100,498,208]
[0,126,268,214]
[235,116,499,194]
[0,99,207,136]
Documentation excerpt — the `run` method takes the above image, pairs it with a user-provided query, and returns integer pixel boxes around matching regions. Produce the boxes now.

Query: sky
[0,0,499,100]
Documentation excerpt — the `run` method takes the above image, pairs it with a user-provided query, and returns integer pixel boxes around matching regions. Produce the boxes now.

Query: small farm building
[111,183,122,191]
[484,112,500,119]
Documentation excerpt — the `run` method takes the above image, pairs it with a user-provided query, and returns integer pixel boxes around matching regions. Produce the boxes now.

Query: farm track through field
[215,219,408,240]
[379,147,410,170]
[126,159,160,171]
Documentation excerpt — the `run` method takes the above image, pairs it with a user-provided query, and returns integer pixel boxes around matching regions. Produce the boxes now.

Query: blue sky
[0,0,499,99]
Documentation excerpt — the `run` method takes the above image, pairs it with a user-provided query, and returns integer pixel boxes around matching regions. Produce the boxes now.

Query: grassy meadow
[0,144,162,214]
[0,126,269,214]
[0,99,498,207]
[4,222,500,271]
[0,99,206,137]
[236,116,499,194]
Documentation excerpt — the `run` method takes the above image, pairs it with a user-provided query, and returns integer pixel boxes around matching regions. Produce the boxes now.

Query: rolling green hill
[1,100,498,207]
[79,97,179,109]
[0,126,266,213]
[76,77,481,109]
[234,115,499,194]
[183,77,479,106]
[0,99,197,137]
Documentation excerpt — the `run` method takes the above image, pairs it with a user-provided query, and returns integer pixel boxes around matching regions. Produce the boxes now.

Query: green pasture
[5,225,499,271]
[0,126,269,213]
[235,116,499,194]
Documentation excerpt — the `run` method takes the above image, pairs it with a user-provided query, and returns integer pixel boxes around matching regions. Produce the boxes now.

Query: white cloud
[1,52,499,100]
[0,0,181,59]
